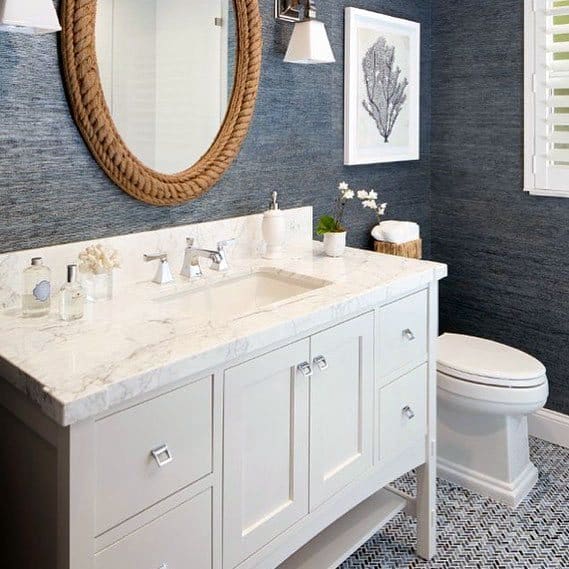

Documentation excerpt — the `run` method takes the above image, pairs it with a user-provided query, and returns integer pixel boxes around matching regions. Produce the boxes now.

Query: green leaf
[317,215,341,235]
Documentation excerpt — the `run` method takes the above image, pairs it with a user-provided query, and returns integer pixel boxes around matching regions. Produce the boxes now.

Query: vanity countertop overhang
[0,244,447,427]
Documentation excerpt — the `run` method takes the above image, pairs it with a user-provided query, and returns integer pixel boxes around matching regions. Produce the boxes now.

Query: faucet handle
[217,238,237,252]
[144,253,168,263]
[211,238,237,272]
[144,253,174,285]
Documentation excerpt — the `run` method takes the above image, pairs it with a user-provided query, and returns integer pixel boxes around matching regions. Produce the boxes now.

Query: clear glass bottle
[22,257,52,318]
[59,264,85,322]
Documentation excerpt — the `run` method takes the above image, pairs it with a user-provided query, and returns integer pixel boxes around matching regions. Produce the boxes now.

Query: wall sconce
[0,0,61,35]
[275,0,335,64]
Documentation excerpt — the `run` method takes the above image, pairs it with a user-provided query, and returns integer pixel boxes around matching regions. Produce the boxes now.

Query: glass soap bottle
[22,257,52,318]
[59,264,85,322]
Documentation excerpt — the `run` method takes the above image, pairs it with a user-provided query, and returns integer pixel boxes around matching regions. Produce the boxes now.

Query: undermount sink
[154,268,331,322]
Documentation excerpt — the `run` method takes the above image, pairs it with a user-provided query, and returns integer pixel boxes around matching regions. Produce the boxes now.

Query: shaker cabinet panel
[223,340,310,569]
[309,312,375,511]
[378,289,428,381]
[95,376,213,535]
[95,488,212,569]
[378,364,428,462]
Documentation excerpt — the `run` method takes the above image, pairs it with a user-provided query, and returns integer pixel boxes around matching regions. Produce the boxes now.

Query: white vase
[323,231,347,257]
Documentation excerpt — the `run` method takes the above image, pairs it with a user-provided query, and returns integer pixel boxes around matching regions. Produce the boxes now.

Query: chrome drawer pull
[402,405,416,420]
[313,355,328,371]
[403,328,416,341]
[297,362,313,377]
[151,444,174,468]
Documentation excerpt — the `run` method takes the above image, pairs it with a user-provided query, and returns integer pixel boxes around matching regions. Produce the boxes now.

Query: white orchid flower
[368,190,378,200]
[362,199,378,210]
[357,190,369,200]
[378,203,388,215]
[342,189,355,200]
[338,181,349,191]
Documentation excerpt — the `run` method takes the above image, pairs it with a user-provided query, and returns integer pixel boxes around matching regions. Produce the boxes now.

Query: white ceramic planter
[323,231,347,257]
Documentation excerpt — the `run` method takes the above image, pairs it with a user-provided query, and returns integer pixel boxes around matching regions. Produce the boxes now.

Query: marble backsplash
[0,207,313,311]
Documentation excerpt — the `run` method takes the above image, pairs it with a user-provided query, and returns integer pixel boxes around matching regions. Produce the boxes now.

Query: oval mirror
[61,0,261,205]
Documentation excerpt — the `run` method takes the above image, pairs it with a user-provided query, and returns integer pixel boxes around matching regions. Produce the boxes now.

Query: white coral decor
[79,244,121,275]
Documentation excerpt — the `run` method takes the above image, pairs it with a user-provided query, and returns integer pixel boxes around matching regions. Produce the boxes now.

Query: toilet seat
[437,333,547,389]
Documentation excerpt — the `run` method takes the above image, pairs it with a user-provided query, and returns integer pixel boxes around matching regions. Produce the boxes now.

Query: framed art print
[344,8,420,165]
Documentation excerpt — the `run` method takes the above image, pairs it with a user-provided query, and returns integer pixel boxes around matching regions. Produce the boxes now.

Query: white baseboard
[528,409,569,450]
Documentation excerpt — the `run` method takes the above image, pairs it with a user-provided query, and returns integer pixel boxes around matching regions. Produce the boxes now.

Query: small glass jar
[81,270,114,302]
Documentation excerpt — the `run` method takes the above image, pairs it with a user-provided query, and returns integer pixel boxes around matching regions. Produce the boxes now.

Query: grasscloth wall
[0,0,431,254]
[431,0,569,414]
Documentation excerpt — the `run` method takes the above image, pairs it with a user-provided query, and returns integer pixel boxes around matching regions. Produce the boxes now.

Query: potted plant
[317,182,354,257]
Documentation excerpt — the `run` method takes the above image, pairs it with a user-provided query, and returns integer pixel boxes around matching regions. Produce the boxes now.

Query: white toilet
[436,333,549,507]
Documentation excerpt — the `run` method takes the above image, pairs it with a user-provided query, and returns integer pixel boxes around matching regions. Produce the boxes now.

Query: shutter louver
[548,2,569,170]
[528,0,569,195]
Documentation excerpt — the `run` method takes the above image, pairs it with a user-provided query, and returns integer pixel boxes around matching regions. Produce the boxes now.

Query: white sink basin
[154,268,331,322]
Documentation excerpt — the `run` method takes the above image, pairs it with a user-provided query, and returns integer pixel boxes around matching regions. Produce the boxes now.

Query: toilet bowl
[436,333,549,507]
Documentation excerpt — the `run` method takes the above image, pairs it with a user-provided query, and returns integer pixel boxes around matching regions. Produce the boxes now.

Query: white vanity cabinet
[0,283,439,569]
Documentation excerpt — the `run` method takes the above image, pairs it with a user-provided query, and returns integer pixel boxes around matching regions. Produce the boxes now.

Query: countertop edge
[1,260,446,427]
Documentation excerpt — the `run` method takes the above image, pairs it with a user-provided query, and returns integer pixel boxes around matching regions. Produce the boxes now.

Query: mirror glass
[95,0,236,175]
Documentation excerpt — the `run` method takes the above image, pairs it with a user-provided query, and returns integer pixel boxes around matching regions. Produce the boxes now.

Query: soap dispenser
[262,191,286,259]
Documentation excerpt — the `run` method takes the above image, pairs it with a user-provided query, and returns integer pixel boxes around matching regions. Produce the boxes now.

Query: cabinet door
[310,312,375,511]
[223,340,310,569]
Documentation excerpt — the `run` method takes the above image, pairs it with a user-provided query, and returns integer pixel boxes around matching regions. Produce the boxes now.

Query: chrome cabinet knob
[313,355,328,371]
[151,444,174,468]
[297,362,313,377]
[402,405,415,420]
[402,328,416,341]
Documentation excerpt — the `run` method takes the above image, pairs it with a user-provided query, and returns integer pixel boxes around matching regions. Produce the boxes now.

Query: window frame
[525,0,569,198]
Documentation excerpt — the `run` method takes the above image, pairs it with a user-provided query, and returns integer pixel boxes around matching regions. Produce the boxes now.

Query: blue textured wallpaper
[0,0,431,254]
[431,0,569,414]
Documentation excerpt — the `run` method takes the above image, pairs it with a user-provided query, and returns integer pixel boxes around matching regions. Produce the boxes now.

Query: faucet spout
[180,237,236,279]
[180,239,221,279]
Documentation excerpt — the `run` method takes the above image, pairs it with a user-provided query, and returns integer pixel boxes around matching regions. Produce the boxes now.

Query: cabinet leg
[415,459,436,560]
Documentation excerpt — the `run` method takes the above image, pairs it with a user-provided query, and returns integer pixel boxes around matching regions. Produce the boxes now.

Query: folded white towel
[372,221,420,244]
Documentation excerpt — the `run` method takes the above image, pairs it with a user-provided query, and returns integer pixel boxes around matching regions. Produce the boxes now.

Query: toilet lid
[437,334,547,388]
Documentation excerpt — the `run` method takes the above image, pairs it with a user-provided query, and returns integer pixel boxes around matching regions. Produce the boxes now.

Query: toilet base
[438,457,538,508]
[437,401,539,507]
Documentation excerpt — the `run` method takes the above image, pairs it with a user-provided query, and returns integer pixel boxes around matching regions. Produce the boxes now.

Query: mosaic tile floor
[341,438,569,569]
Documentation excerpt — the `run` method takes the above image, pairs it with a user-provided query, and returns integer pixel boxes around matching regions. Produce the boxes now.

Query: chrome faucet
[180,238,236,279]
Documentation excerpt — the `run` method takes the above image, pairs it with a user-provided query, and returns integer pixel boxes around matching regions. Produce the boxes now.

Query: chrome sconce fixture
[275,0,335,64]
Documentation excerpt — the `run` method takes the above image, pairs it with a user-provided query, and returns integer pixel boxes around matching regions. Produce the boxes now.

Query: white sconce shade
[0,0,61,35]
[284,19,335,64]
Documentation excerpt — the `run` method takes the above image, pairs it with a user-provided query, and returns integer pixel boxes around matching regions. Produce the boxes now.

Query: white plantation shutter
[525,0,569,196]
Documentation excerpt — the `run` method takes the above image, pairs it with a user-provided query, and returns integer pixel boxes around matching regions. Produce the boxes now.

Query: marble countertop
[0,244,446,426]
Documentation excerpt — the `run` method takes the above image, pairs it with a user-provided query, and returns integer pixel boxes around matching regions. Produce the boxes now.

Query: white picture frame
[344,8,421,165]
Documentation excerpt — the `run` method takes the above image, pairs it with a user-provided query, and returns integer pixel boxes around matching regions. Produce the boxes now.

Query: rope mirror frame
[61,0,262,206]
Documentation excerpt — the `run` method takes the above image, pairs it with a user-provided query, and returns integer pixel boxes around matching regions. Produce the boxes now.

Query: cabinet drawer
[378,365,427,462]
[378,290,428,379]
[95,377,213,535]
[95,488,212,569]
